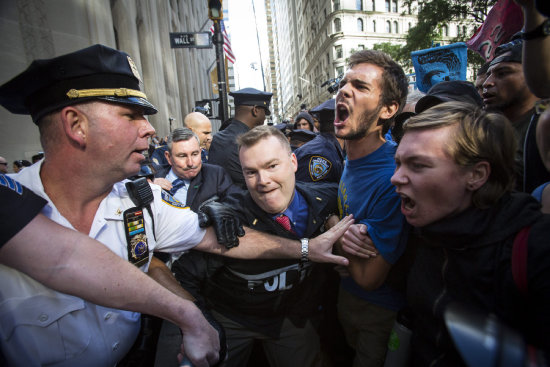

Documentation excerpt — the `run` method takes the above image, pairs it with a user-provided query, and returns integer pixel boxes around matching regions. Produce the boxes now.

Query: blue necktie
[170,178,186,196]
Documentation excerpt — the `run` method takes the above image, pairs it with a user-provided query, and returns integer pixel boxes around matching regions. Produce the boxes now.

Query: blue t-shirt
[532,182,549,202]
[338,141,407,310]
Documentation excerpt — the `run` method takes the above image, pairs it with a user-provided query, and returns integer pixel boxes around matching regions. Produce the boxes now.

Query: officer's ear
[251,105,260,118]
[59,105,88,148]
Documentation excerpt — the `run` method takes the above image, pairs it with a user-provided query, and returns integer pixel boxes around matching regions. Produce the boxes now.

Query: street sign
[169,32,212,49]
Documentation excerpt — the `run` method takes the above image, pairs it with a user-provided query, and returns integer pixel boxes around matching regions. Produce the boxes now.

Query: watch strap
[521,19,550,40]
[300,238,309,262]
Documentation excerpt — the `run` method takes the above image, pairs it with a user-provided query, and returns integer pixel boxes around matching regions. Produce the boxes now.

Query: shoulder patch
[0,174,23,195]
[308,156,332,181]
[161,190,188,209]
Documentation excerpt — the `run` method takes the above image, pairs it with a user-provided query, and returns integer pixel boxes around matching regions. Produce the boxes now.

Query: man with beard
[326,50,409,367]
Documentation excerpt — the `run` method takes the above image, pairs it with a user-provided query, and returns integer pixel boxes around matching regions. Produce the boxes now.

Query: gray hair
[167,127,200,152]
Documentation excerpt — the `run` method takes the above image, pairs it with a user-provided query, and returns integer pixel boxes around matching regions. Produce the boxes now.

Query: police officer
[0,44,352,367]
[288,128,316,150]
[294,98,345,184]
[173,126,344,367]
[208,87,272,188]
[153,127,241,212]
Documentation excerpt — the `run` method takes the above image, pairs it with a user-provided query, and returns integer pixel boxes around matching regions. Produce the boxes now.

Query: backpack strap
[511,226,531,295]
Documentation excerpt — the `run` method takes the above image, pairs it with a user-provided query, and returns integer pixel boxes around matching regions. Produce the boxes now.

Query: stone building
[0,0,219,166]
[266,0,473,120]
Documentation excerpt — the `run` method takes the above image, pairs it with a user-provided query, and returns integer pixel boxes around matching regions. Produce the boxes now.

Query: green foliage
[374,0,497,76]
[372,42,413,70]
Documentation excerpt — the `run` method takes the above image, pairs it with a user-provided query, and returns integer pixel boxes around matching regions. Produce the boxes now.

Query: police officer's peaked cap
[310,98,336,129]
[310,98,335,113]
[289,128,316,143]
[229,87,272,115]
[0,44,158,124]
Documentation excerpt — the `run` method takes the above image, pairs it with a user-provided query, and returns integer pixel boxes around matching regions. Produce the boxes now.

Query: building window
[392,0,397,12]
[356,0,363,10]
[457,25,460,36]
[326,52,330,66]
[385,0,390,12]
[463,26,467,36]
[386,20,391,33]
[335,45,343,59]
[357,18,364,31]
[358,44,365,50]
[371,0,375,11]
[393,21,398,33]
[334,18,341,32]
[442,25,448,36]
[336,66,344,76]
[373,20,376,32]
[333,0,340,11]
[408,22,412,31]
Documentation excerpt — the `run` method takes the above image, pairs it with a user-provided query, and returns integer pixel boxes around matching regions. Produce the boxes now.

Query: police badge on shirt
[123,207,149,267]
[308,155,332,181]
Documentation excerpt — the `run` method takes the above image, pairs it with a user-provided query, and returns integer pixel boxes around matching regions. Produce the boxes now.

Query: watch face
[544,20,550,35]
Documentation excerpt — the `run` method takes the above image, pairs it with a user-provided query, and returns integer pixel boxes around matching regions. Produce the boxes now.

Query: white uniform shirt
[0,162,206,366]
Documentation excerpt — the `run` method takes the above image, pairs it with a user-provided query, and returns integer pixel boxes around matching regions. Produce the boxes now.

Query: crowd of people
[0,1,549,366]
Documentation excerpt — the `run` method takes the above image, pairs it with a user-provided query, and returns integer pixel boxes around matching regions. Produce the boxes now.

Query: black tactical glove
[197,200,245,249]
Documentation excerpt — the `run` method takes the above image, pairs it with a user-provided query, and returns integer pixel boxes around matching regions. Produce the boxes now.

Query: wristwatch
[520,19,550,40]
[300,238,309,262]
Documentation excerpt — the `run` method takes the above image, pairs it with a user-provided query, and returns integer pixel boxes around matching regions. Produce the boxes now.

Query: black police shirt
[0,174,47,247]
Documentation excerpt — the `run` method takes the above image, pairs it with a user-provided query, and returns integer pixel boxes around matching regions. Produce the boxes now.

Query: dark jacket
[294,132,344,184]
[172,181,338,337]
[407,193,550,366]
[155,163,241,212]
[208,118,250,189]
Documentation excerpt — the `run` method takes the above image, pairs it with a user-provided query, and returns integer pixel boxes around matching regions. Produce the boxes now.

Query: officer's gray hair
[167,127,200,152]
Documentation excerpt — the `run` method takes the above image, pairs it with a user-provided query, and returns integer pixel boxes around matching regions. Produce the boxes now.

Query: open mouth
[335,103,350,125]
[399,193,416,214]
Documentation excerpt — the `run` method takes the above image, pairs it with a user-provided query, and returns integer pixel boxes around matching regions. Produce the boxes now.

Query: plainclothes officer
[209,87,272,188]
[0,44,352,367]
[173,126,343,367]
[295,98,345,183]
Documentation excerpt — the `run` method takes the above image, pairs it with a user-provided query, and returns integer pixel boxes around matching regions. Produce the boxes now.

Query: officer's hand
[152,177,173,191]
[178,301,222,367]
[194,300,227,366]
[197,201,245,248]
[308,215,354,266]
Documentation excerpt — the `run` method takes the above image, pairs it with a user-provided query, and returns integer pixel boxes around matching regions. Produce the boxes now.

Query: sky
[226,0,269,91]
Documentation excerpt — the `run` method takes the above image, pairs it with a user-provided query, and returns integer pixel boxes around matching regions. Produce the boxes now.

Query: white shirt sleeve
[150,185,206,253]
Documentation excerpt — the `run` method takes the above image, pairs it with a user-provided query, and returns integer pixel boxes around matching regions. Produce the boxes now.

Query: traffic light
[208,0,223,20]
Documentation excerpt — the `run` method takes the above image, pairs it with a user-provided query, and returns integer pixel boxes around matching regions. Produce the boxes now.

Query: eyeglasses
[0,162,7,165]
[535,98,550,115]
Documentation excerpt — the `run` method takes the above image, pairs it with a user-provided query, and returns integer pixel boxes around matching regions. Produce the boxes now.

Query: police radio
[126,177,154,207]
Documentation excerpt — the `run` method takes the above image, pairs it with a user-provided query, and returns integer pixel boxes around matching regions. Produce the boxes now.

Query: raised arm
[1,213,220,367]
[195,214,355,266]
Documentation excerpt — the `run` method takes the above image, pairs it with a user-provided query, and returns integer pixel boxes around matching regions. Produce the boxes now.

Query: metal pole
[212,20,228,123]
[251,0,266,91]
